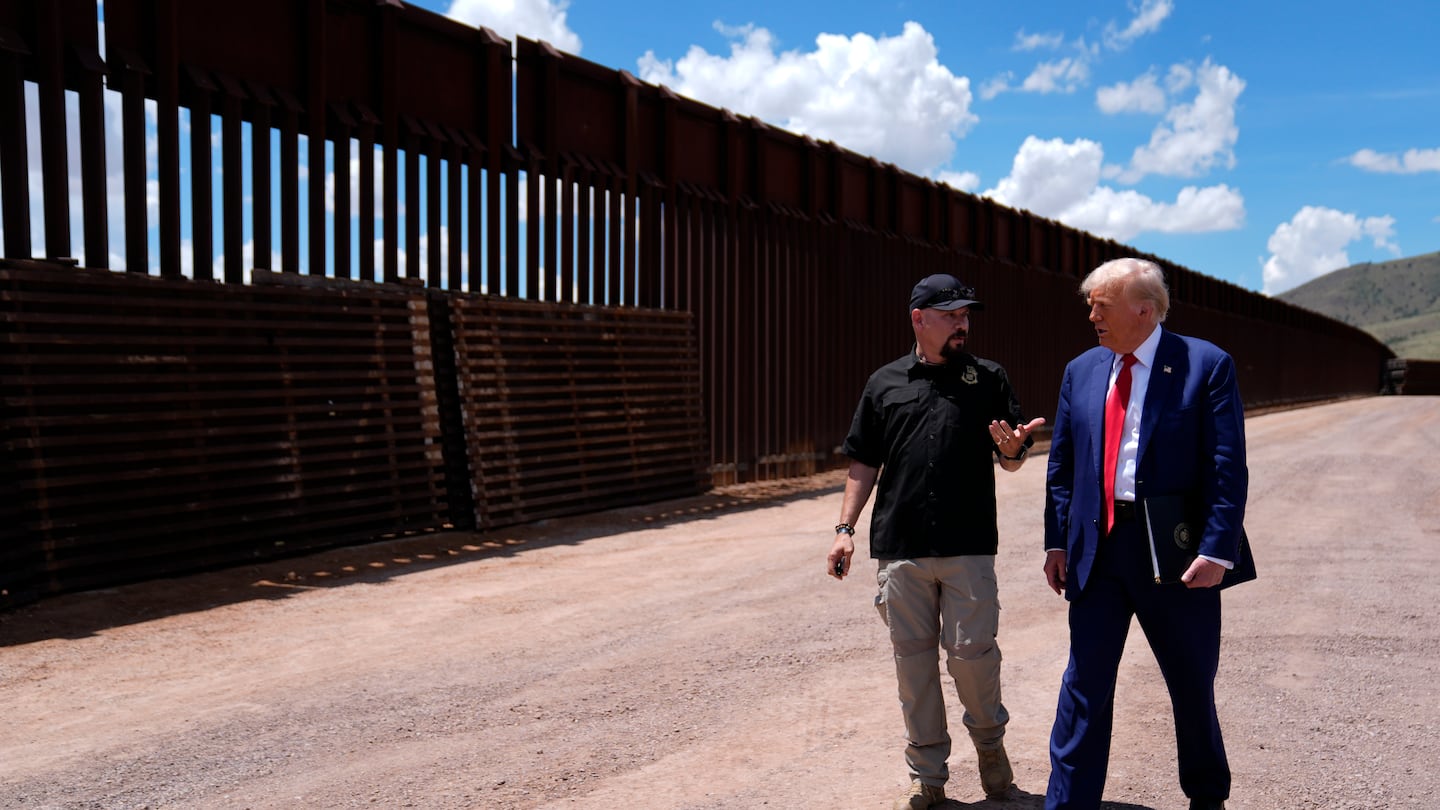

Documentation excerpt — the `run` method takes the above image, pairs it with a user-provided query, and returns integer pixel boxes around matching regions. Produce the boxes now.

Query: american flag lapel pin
[1162,365,1172,373]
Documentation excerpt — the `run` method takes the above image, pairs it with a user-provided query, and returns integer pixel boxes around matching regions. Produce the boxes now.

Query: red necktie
[1103,353,1138,532]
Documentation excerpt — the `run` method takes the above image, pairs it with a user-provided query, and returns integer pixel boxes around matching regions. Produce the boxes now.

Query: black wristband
[834,523,855,536]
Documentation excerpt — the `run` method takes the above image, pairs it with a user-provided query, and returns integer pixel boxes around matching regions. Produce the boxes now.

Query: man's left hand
[1180,557,1225,588]
[990,417,1046,458]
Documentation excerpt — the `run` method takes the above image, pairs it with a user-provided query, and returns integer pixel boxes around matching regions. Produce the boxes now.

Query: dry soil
[2,395,1437,809]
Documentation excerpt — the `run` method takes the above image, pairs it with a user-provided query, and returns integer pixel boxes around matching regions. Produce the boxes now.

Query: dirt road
[2,396,1437,809]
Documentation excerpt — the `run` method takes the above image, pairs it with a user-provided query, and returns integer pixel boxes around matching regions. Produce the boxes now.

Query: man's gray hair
[1080,257,1170,323]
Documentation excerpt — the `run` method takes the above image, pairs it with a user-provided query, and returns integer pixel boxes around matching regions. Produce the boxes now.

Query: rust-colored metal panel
[1027,214,1052,272]
[992,205,1014,262]
[0,41,32,259]
[449,294,707,528]
[893,173,927,238]
[948,193,976,257]
[669,101,726,192]
[0,261,447,604]
[219,79,245,282]
[277,95,303,273]
[0,438,33,608]
[836,154,873,224]
[521,40,623,167]
[386,12,496,135]
[754,126,808,210]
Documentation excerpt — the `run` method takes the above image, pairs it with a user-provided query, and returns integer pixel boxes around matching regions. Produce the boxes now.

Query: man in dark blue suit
[1042,258,1249,810]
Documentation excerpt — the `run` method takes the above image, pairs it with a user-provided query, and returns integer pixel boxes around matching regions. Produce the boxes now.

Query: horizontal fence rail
[0,261,448,605]
[451,296,707,528]
[0,261,709,608]
[0,1,1397,607]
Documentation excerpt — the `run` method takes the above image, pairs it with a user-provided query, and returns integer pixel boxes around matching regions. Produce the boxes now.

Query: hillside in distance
[1276,251,1440,359]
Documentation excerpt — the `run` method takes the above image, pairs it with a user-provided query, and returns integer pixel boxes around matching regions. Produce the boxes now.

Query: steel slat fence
[0,1,1401,608]
[450,295,706,529]
[0,263,450,605]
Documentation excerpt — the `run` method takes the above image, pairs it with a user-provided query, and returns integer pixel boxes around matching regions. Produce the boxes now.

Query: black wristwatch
[834,523,855,536]
[1000,444,1028,461]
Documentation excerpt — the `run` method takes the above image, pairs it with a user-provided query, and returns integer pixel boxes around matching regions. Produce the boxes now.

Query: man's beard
[940,334,968,362]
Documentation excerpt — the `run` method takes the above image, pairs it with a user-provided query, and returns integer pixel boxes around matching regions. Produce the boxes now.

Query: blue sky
[422,0,1439,295]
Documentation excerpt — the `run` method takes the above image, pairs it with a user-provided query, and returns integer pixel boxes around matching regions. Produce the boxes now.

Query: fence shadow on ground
[0,474,847,648]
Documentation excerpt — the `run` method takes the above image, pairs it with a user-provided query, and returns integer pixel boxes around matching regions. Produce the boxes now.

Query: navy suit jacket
[1045,328,1249,598]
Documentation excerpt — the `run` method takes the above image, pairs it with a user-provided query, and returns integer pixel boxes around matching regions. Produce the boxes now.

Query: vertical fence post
[35,0,72,260]
[0,27,33,259]
[185,66,215,281]
[72,37,108,267]
[218,73,247,284]
[249,82,275,273]
[305,0,327,277]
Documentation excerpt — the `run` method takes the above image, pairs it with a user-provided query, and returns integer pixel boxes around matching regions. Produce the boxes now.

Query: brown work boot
[977,744,1014,798]
[893,779,946,809]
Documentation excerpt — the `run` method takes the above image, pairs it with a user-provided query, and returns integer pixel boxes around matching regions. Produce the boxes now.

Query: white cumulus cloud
[1014,30,1065,52]
[636,21,977,177]
[1261,206,1400,295]
[1109,60,1244,183]
[1021,57,1090,95]
[979,72,1015,101]
[1104,0,1174,51]
[988,137,1105,216]
[1064,183,1245,241]
[984,135,1244,243]
[444,0,581,54]
[985,38,1098,99]
[1097,71,1167,114]
[1346,147,1440,174]
[989,1,1166,101]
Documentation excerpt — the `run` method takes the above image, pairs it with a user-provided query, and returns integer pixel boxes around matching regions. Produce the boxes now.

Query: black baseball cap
[909,273,984,311]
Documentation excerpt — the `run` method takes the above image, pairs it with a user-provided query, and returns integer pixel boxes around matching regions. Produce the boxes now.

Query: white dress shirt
[1106,326,1232,568]
[1107,326,1160,505]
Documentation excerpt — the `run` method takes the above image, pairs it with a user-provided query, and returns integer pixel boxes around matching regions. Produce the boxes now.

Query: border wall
[0,1,1394,607]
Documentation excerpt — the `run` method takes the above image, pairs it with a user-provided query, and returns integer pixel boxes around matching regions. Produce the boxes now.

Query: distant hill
[1276,251,1440,359]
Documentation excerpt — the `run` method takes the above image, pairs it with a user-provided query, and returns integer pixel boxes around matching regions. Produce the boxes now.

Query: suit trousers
[876,556,1008,787]
[1045,518,1230,809]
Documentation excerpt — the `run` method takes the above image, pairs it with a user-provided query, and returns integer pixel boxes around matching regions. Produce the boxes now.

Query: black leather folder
[1142,495,1256,588]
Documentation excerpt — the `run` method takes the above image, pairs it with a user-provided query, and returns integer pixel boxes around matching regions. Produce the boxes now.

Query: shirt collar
[908,343,969,376]
[1117,325,1163,370]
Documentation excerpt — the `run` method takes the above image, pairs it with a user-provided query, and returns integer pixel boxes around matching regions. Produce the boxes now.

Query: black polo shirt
[842,349,1030,559]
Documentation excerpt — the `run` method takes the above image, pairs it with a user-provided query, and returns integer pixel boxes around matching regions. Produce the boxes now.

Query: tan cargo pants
[875,556,1008,786]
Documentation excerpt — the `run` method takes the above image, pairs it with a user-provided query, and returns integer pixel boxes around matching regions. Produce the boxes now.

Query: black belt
[1112,500,1138,524]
